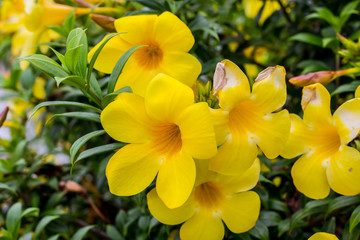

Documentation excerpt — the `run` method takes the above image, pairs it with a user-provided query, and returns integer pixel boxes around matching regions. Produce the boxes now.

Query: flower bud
[0,106,9,128]
[90,14,116,32]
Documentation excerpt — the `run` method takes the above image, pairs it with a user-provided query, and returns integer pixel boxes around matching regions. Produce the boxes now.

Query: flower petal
[216,60,251,110]
[251,66,287,114]
[291,152,330,199]
[101,92,154,143]
[281,114,312,159]
[114,14,157,45]
[154,11,194,52]
[333,99,360,144]
[145,73,194,122]
[255,110,290,159]
[209,108,229,146]
[147,188,195,225]
[327,146,360,196]
[209,133,258,175]
[158,51,201,88]
[176,102,217,159]
[222,191,260,233]
[180,211,224,240]
[106,143,159,196]
[220,158,261,193]
[308,232,339,240]
[114,63,157,97]
[301,83,332,126]
[88,34,132,74]
[156,151,196,209]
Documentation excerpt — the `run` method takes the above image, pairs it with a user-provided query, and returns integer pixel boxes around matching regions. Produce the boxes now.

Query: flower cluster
[92,11,360,239]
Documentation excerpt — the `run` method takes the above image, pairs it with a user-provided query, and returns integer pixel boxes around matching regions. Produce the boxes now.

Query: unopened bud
[90,14,116,32]
[0,107,9,128]
[213,62,227,95]
[337,33,359,54]
[59,180,86,195]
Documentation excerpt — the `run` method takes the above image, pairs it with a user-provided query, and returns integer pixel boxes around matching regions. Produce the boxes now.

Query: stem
[276,0,292,24]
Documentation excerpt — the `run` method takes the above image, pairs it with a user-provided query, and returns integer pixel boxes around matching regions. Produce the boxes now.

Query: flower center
[135,42,163,69]
[228,100,262,136]
[194,181,225,210]
[311,124,341,157]
[152,122,182,156]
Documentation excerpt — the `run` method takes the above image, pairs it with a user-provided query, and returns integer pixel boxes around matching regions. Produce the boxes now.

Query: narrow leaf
[72,225,95,240]
[107,46,146,94]
[70,130,106,165]
[289,33,323,47]
[350,205,360,232]
[46,112,101,124]
[74,143,126,164]
[34,216,59,240]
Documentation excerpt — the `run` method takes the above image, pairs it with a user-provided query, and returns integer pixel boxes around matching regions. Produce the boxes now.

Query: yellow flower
[243,0,288,25]
[32,77,46,100]
[308,232,339,240]
[88,11,201,96]
[147,159,261,240]
[101,74,217,209]
[281,83,360,199]
[209,60,290,175]
[355,85,360,98]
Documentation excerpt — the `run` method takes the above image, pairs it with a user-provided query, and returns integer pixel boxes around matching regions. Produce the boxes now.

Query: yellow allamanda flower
[101,74,217,209]
[209,60,290,175]
[147,159,260,240]
[243,0,288,25]
[308,232,339,240]
[355,85,360,98]
[281,83,360,199]
[88,11,201,96]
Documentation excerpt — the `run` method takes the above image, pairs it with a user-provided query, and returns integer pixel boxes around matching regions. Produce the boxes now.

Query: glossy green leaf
[46,112,101,124]
[63,10,75,35]
[19,54,69,78]
[34,215,59,240]
[107,45,146,94]
[289,33,323,47]
[248,220,269,240]
[0,183,17,195]
[72,225,95,240]
[106,225,124,240]
[327,195,360,215]
[6,202,22,238]
[74,142,126,164]
[331,81,360,96]
[21,208,39,218]
[54,75,85,89]
[70,130,106,165]
[350,205,360,232]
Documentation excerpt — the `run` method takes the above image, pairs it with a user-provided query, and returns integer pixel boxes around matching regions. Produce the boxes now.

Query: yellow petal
[222,191,260,233]
[255,110,290,159]
[333,99,360,144]
[145,74,194,122]
[180,211,224,240]
[209,133,258,175]
[251,66,287,114]
[106,143,159,196]
[220,158,261,193]
[156,151,196,209]
[101,93,154,143]
[154,11,194,52]
[291,152,330,199]
[302,83,332,126]
[308,232,339,240]
[281,114,312,159]
[114,63,157,97]
[216,60,251,110]
[176,102,217,159]
[147,188,195,225]
[114,14,157,45]
[32,77,46,99]
[158,51,201,88]
[327,146,360,196]
[209,108,229,146]
[88,34,132,74]
[38,30,50,54]
[355,85,360,98]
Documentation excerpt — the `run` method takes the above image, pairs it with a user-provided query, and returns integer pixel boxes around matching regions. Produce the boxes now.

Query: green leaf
[107,45,146,94]
[30,101,101,119]
[0,183,17,195]
[74,142,126,164]
[34,216,59,240]
[350,205,360,233]
[46,112,100,124]
[87,32,123,85]
[66,28,88,77]
[70,130,106,165]
[106,225,124,240]
[259,211,281,227]
[47,25,67,37]
[65,45,82,74]
[63,10,75,35]
[21,208,39,218]
[102,86,132,108]
[19,54,69,78]
[48,234,60,240]
[289,33,323,47]
[339,1,359,31]
[131,0,166,11]
[268,199,289,213]
[327,195,360,215]
[331,81,360,96]
[54,75,85,89]
[90,74,103,101]
[72,225,95,240]
[248,220,269,240]
[6,202,22,238]
[307,7,338,29]
[49,47,66,67]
